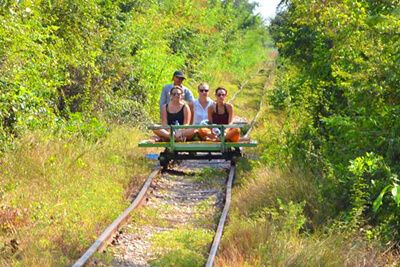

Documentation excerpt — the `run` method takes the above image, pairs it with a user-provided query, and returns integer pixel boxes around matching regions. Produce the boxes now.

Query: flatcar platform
[139,124,257,167]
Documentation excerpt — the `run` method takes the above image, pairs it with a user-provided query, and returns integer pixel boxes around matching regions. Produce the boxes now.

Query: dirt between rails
[91,159,231,266]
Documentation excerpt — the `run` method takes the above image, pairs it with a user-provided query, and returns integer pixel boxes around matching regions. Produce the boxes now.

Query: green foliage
[57,113,109,142]
[216,164,394,266]
[254,199,307,235]
[269,0,400,242]
[102,95,152,126]
[0,0,270,265]
[346,153,393,227]
[1,0,269,138]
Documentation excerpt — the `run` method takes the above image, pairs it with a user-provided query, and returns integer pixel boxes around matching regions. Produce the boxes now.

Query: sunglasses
[171,92,182,96]
[217,93,226,97]
[199,89,209,93]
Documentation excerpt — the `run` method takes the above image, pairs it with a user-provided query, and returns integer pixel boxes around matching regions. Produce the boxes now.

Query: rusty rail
[243,64,275,138]
[205,166,235,267]
[228,60,272,103]
[206,61,274,265]
[72,168,160,267]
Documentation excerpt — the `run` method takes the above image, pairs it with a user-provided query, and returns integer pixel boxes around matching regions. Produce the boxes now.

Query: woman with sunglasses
[153,86,195,141]
[199,87,240,142]
[188,82,214,140]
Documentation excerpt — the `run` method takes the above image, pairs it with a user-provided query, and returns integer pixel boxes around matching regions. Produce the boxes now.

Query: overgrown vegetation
[213,0,400,264]
[214,48,399,265]
[5,0,397,265]
[267,0,400,244]
[0,0,269,265]
[0,0,269,147]
[0,126,150,265]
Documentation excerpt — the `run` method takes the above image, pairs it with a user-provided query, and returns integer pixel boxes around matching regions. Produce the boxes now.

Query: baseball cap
[173,71,185,79]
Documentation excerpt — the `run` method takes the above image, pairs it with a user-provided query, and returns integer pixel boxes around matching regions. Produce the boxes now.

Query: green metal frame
[138,124,257,153]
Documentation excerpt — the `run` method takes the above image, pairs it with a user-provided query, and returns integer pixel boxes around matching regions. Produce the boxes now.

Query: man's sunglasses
[199,89,209,93]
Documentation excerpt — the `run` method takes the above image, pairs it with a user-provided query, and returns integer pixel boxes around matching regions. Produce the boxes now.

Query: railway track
[73,160,233,266]
[228,60,275,103]
[73,61,275,266]
[112,160,232,266]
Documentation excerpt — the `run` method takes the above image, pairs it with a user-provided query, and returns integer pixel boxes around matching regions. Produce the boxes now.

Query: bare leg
[152,129,171,141]
[198,127,217,141]
[182,129,196,141]
[225,128,240,142]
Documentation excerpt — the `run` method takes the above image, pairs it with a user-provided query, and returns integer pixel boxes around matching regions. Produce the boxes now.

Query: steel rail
[205,62,274,266]
[243,63,275,139]
[205,166,235,267]
[228,60,272,103]
[72,168,160,267]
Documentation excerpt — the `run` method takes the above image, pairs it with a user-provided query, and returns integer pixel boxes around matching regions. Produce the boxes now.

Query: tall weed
[0,126,151,266]
[215,166,395,266]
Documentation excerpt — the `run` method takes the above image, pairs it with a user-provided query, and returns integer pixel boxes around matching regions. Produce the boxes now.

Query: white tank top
[192,98,214,124]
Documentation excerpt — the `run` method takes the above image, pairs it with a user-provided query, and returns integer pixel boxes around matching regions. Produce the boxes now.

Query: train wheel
[159,154,169,170]
[231,154,238,166]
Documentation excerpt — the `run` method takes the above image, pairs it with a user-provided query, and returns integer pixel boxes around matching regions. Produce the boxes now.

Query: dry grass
[233,167,320,218]
[0,125,152,266]
[214,166,398,267]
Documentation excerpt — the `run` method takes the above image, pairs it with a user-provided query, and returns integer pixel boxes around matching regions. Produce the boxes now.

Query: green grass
[230,72,267,121]
[192,167,227,187]
[149,227,214,267]
[4,49,396,266]
[0,126,151,266]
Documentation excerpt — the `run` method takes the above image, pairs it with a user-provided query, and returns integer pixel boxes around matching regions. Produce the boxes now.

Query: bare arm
[161,105,168,125]
[207,104,214,124]
[159,86,168,118]
[189,102,194,124]
[183,104,191,125]
[227,103,234,125]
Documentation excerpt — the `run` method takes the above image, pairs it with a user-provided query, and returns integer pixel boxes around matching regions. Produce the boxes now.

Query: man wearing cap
[159,70,194,117]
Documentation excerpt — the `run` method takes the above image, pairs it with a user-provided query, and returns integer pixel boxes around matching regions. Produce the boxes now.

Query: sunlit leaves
[373,182,400,212]
[0,0,268,133]
[269,0,400,241]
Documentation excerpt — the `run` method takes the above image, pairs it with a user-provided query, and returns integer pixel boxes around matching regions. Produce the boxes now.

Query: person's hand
[210,131,218,138]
